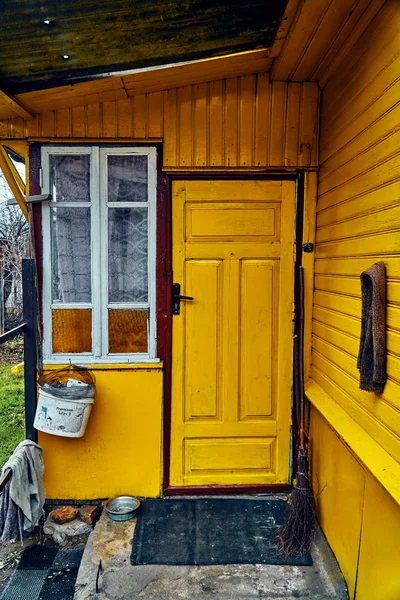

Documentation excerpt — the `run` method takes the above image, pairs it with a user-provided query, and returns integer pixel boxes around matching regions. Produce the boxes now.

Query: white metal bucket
[34,388,95,438]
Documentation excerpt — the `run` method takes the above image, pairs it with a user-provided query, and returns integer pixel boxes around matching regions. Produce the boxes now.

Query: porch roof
[0,0,285,94]
[0,0,386,122]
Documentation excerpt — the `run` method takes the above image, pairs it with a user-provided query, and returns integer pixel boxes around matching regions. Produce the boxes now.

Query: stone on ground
[79,506,100,525]
[50,506,78,524]
[43,515,91,546]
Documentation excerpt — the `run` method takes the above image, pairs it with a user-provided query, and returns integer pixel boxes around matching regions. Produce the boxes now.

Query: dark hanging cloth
[0,472,24,542]
[357,261,386,393]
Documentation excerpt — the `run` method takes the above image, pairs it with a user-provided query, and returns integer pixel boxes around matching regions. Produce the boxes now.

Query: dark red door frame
[28,142,304,497]
[29,144,44,327]
[162,171,305,496]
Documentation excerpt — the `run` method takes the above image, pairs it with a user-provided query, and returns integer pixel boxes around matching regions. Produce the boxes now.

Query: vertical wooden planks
[41,111,55,137]
[254,74,270,167]
[299,83,320,167]
[209,80,224,167]
[270,82,287,166]
[132,94,147,138]
[239,75,256,166]
[0,74,320,169]
[10,118,26,138]
[224,77,239,167]
[86,103,101,137]
[177,86,193,167]
[0,119,10,138]
[117,98,133,138]
[56,109,71,137]
[163,88,177,167]
[71,106,85,137]
[193,83,208,167]
[148,91,163,138]
[285,83,301,166]
[102,101,117,138]
[27,115,40,138]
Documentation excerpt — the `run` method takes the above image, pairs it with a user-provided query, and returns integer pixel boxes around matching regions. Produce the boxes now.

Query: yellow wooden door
[170,180,296,487]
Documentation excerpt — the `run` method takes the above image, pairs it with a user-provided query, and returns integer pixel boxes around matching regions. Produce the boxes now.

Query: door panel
[170,180,295,487]
[184,260,223,421]
[239,260,277,420]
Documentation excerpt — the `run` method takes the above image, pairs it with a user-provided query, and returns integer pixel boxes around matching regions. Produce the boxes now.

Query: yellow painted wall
[310,1,400,598]
[310,410,364,599]
[0,69,320,501]
[0,76,319,169]
[313,0,400,465]
[38,366,163,499]
[356,472,400,600]
[311,408,400,600]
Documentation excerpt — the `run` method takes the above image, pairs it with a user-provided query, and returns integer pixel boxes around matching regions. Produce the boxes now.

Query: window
[41,146,157,362]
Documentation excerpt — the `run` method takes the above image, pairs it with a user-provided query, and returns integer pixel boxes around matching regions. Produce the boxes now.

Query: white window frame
[41,145,158,364]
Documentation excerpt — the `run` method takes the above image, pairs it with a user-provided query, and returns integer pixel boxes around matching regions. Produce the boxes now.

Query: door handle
[173,283,194,315]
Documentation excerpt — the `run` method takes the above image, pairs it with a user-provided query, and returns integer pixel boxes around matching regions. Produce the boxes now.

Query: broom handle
[298,266,306,449]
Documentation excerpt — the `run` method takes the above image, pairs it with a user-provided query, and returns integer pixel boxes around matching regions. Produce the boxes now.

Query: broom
[276,265,315,556]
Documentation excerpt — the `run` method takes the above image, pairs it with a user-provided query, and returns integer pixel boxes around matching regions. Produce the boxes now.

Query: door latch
[172,283,194,315]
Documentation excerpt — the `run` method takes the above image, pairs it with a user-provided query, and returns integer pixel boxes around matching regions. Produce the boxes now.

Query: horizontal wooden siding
[314,0,400,464]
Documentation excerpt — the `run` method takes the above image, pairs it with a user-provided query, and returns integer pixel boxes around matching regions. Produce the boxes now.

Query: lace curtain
[50,155,91,304]
[107,155,149,303]
[50,153,149,305]
[107,155,148,202]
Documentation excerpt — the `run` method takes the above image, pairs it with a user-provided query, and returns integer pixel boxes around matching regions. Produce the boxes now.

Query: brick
[50,506,78,524]
[79,505,100,525]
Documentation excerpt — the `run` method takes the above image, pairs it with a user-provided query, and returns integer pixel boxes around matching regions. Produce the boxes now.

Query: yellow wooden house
[0,0,399,597]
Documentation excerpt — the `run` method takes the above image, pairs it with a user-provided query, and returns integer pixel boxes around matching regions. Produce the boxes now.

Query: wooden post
[22,258,38,442]
[0,246,4,334]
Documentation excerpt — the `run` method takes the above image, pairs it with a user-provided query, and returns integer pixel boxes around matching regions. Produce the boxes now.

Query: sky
[0,154,26,208]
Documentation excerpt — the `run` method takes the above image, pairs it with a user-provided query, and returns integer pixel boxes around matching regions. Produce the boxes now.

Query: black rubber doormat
[131,498,312,566]
[0,544,84,600]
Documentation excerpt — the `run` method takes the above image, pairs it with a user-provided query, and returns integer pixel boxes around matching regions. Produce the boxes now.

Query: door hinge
[293,242,297,262]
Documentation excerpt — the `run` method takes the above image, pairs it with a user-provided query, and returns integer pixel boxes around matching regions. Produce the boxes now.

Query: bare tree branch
[0,173,29,326]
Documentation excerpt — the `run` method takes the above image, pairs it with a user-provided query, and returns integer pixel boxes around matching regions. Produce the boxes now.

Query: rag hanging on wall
[357,261,387,393]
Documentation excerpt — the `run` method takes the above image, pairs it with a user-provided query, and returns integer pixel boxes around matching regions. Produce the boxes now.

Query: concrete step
[74,499,348,600]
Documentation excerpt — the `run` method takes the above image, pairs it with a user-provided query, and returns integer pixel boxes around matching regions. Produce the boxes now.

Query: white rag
[1,440,45,532]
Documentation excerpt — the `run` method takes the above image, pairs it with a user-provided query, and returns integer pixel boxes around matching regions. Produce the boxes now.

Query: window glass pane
[51,207,91,303]
[108,309,148,353]
[5,147,25,184]
[50,155,90,202]
[108,207,148,303]
[107,155,148,202]
[52,309,92,353]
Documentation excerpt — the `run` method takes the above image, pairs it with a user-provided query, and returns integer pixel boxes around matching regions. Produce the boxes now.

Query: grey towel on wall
[357,261,386,393]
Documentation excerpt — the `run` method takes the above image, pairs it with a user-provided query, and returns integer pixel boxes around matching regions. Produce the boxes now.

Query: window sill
[42,361,163,371]
[306,379,400,507]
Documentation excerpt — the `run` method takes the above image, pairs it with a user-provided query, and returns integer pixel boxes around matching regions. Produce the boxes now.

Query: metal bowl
[105,496,140,521]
